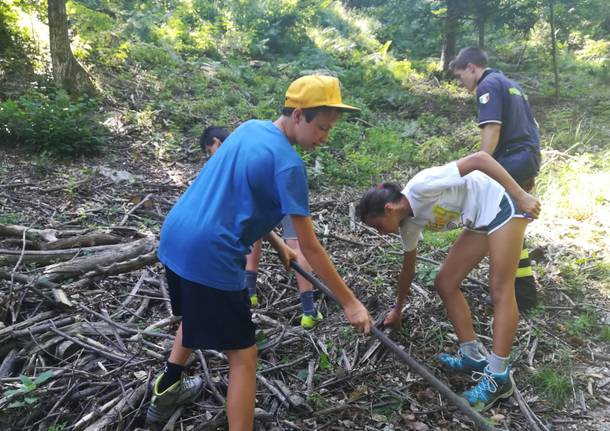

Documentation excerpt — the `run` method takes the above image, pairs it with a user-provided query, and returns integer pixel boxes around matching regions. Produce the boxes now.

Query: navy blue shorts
[165,266,256,351]
[495,145,540,189]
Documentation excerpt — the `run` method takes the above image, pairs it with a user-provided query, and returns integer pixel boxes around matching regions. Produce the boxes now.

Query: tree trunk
[440,0,459,72]
[478,17,485,50]
[47,0,96,95]
[549,0,560,98]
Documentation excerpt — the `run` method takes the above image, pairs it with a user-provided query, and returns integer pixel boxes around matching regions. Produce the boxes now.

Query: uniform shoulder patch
[479,92,490,104]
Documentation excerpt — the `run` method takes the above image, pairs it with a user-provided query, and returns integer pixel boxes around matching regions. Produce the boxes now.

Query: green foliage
[318,352,332,370]
[307,392,330,409]
[0,89,107,156]
[422,229,461,251]
[0,212,19,224]
[530,367,572,407]
[2,370,54,409]
[415,261,439,286]
[0,2,37,79]
[566,312,597,337]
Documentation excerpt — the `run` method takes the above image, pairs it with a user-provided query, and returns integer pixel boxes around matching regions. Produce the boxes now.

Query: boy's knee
[227,346,257,368]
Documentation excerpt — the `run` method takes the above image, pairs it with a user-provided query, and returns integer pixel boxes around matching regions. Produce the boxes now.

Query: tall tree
[548,0,560,98]
[440,0,459,71]
[48,0,96,95]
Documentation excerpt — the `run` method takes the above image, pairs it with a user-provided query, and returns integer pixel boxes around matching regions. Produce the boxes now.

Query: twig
[119,193,153,226]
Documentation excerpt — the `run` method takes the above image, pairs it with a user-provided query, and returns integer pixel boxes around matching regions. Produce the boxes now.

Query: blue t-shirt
[476,69,540,157]
[158,120,310,291]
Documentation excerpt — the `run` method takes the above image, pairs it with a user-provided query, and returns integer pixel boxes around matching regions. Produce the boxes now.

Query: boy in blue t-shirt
[201,126,325,330]
[450,47,541,312]
[146,75,372,430]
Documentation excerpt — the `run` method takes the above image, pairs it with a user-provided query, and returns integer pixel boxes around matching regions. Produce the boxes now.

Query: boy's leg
[497,151,539,312]
[245,240,263,306]
[286,239,323,329]
[285,239,313,296]
[435,230,489,343]
[225,345,257,431]
[169,323,192,365]
[147,326,203,426]
[515,176,537,311]
[156,323,193,392]
[283,216,324,329]
[488,218,529,357]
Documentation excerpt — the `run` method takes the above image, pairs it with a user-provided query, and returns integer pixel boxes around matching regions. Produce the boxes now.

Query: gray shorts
[281,216,297,240]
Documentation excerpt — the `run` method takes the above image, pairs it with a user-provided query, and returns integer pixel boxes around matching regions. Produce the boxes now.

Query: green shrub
[0,89,107,156]
[530,367,572,407]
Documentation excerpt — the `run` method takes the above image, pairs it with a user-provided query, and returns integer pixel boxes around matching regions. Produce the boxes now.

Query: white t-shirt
[399,162,505,251]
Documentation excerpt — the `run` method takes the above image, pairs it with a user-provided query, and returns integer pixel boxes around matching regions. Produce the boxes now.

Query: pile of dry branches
[0,156,608,430]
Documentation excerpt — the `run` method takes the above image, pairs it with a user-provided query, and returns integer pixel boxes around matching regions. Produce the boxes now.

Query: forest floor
[0,127,609,431]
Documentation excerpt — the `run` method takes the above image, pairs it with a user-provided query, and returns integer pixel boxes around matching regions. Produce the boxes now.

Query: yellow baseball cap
[284,75,360,112]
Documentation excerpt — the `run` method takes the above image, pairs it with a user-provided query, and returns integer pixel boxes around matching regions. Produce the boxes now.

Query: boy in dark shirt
[450,47,541,311]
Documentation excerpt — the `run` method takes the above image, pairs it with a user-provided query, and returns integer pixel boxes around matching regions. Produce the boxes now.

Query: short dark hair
[449,47,488,71]
[200,126,230,151]
[356,182,403,222]
[282,106,341,122]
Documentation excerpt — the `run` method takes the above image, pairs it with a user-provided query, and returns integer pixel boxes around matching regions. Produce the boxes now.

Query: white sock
[487,352,509,374]
[459,340,485,361]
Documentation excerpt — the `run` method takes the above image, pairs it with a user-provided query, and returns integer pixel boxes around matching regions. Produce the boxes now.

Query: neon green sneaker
[250,294,258,307]
[145,373,203,427]
[301,310,324,330]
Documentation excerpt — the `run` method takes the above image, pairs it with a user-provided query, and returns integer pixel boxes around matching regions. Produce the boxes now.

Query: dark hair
[356,182,403,222]
[200,126,230,151]
[449,47,488,71]
[282,106,341,122]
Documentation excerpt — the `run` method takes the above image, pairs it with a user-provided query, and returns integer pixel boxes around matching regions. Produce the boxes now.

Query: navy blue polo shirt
[476,69,540,157]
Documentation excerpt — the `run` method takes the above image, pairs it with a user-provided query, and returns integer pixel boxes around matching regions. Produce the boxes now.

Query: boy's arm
[385,249,417,329]
[480,123,501,155]
[290,215,372,334]
[264,231,296,270]
[456,151,541,218]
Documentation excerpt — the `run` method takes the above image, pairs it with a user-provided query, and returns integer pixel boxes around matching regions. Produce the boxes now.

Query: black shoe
[515,276,538,311]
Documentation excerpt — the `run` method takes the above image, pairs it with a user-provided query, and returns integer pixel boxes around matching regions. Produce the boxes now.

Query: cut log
[42,236,157,282]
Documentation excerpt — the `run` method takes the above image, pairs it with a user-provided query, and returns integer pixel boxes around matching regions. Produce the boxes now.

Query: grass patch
[566,312,597,337]
[530,367,572,407]
[422,229,461,251]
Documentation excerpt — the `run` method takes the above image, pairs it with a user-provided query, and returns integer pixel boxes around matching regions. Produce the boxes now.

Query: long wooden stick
[290,261,497,431]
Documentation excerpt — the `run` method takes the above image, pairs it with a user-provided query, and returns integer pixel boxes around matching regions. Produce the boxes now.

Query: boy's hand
[383,306,402,330]
[343,299,372,334]
[517,192,541,219]
[278,244,297,271]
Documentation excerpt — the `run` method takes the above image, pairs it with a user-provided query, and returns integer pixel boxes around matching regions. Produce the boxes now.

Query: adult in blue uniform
[450,47,540,311]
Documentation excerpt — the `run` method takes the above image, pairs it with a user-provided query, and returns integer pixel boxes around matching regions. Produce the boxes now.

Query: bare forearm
[264,231,284,253]
[457,152,525,199]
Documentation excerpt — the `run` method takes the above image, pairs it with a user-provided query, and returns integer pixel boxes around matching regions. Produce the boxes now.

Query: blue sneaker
[438,350,488,374]
[463,365,513,411]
